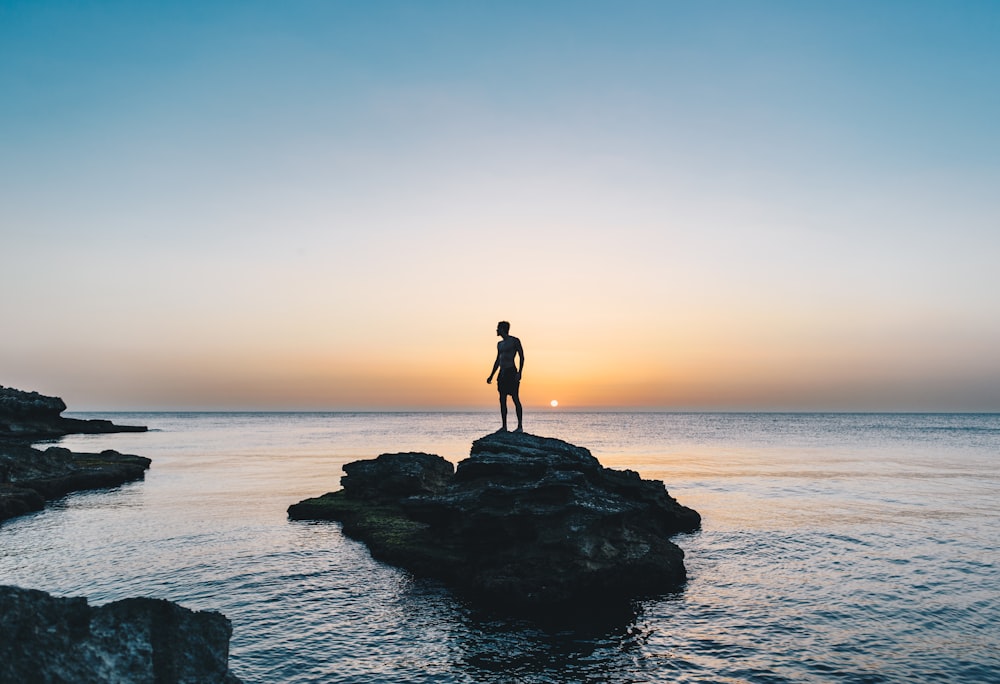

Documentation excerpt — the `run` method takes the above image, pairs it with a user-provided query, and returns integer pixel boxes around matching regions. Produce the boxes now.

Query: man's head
[497,321,511,336]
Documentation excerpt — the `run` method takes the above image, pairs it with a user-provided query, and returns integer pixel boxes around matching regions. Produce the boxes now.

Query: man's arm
[487,350,500,384]
[515,340,524,378]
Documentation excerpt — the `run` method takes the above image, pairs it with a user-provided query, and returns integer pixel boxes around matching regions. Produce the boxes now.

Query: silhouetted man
[486,321,524,432]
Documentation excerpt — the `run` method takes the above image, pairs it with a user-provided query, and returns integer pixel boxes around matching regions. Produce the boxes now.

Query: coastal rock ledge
[0,585,241,683]
[288,431,701,615]
[1,385,151,523]
[0,385,147,440]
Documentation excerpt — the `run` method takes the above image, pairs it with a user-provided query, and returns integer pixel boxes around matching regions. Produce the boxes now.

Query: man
[486,321,524,432]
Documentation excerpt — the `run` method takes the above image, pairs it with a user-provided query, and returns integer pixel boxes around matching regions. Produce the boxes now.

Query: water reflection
[455,609,650,682]
[384,581,654,684]
[277,517,659,683]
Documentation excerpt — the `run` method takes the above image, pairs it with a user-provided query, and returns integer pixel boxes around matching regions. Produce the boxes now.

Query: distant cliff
[0,585,241,683]
[0,385,147,439]
[289,431,700,618]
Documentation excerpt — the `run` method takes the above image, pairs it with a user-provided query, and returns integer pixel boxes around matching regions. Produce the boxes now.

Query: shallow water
[1,412,998,682]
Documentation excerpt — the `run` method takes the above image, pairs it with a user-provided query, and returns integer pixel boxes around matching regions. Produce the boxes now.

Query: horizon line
[64,408,1000,415]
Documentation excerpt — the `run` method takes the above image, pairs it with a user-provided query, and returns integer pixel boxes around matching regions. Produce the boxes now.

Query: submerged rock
[0,385,147,439]
[0,585,241,683]
[288,431,700,616]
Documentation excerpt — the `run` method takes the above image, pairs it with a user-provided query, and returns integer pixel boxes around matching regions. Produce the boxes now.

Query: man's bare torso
[497,336,522,369]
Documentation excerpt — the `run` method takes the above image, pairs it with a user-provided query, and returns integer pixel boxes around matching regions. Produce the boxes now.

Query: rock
[343,451,455,499]
[0,385,152,523]
[288,431,700,617]
[0,442,150,521]
[0,385,147,439]
[0,441,151,525]
[0,483,45,521]
[0,585,241,683]
[0,387,66,417]
[3,443,152,498]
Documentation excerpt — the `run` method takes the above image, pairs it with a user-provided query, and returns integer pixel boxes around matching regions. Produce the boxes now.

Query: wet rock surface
[0,585,241,683]
[289,431,700,617]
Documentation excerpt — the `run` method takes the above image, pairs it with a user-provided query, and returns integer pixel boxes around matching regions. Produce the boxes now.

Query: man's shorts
[497,367,520,395]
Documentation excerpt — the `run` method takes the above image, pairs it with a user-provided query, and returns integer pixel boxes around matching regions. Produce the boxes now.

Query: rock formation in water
[0,385,151,523]
[0,443,151,523]
[0,385,147,439]
[0,585,242,683]
[288,431,701,616]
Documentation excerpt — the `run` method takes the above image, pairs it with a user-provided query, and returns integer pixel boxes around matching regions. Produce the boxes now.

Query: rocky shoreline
[0,385,148,440]
[0,385,242,681]
[0,585,241,683]
[0,442,151,522]
[0,385,150,524]
[289,430,701,618]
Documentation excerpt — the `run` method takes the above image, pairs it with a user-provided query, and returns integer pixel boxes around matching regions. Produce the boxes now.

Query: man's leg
[512,388,523,432]
[499,392,508,431]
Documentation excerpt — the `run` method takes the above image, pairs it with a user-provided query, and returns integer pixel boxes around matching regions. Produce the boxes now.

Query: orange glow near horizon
[14,322,998,412]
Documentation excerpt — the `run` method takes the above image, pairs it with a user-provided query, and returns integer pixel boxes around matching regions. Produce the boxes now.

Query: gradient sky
[2,1,998,411]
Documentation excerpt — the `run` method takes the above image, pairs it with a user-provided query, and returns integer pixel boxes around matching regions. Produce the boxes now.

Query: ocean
[1,412,997,683]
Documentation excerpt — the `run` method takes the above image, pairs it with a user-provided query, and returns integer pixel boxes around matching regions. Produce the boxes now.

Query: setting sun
[550,400,559,407]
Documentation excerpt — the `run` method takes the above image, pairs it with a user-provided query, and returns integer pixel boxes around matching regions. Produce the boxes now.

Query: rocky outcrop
[288,431,700,617]
[1,442,151,523]
[0,585,241,683]
[0,385,147,439]
[0,385,151,523]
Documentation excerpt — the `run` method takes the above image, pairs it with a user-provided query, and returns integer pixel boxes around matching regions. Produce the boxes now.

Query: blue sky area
[2,1,998,410]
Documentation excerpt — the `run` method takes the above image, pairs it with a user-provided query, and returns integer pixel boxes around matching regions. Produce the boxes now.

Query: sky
[2,1,998,411]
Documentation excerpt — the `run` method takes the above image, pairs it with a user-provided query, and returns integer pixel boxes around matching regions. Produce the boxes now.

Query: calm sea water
[1,412,998,683]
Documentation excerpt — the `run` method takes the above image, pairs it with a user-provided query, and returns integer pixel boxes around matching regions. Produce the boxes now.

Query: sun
[550,400,559,408]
